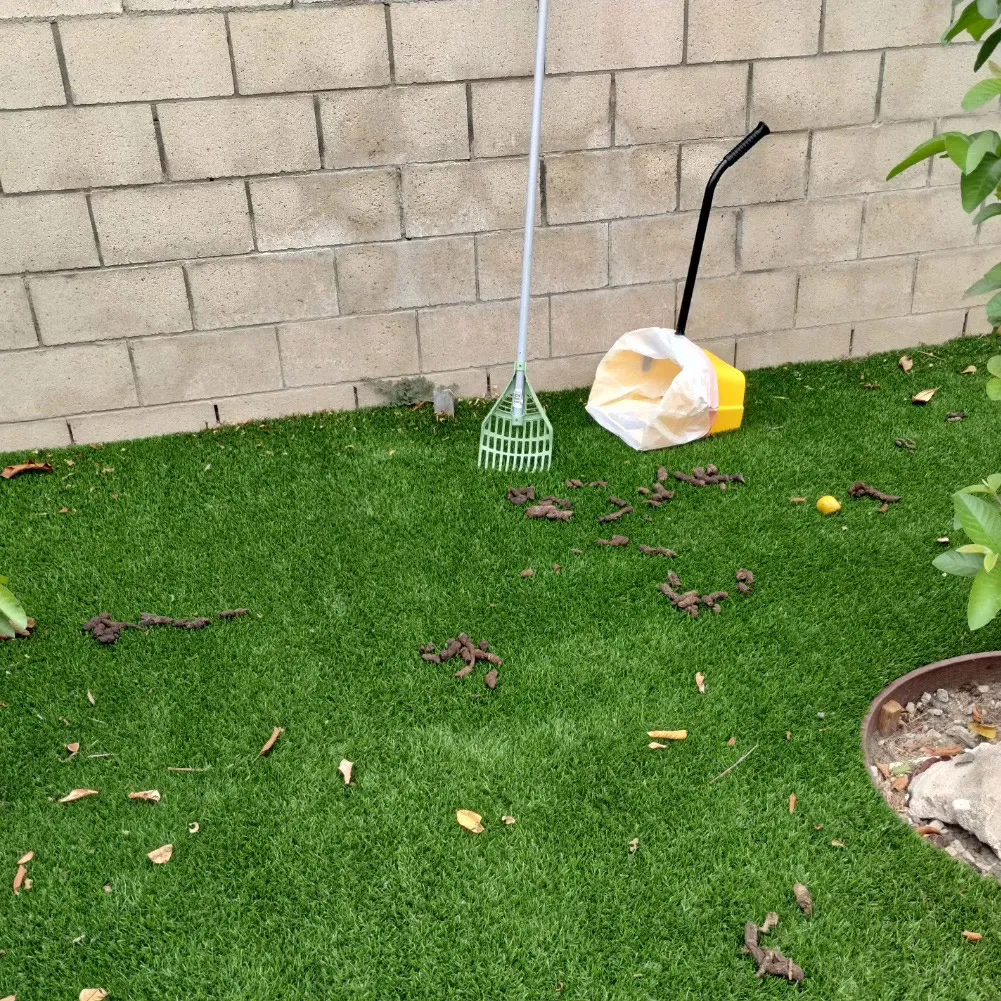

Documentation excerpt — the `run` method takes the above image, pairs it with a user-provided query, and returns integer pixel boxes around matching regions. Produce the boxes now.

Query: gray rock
[936,688,950,704]
[909,743,1001,856]
[927,707,944,717]
[945,724,977,749]
[920,691,933,705]
[977,685,990,695]
[906,701,917,716]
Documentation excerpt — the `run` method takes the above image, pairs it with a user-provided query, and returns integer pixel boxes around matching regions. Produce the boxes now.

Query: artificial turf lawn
[2,338,1001,1000]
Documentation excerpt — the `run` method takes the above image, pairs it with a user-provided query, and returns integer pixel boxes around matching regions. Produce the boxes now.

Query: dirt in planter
[869,679,1000,880]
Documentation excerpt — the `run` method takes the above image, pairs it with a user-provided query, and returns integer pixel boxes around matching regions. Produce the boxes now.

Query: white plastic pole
[512,0,548,421]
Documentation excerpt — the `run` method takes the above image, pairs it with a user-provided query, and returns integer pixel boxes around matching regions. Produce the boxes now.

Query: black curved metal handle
[676,122,771,338]
[722,121,770,169]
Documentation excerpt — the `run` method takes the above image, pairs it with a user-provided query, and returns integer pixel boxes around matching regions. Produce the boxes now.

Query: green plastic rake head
[478,369,553,472]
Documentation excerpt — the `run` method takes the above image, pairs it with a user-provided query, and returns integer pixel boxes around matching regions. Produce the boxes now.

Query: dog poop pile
[526,496,573,521]
[673,464,746,491]
[419,634,503,689]
[83,609,249,646]
[659,569,756,618]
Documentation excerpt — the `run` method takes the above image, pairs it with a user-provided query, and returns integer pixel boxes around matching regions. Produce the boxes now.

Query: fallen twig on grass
[710,745,758,784]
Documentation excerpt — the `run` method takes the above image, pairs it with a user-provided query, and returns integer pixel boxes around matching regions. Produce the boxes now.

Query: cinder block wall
[0,0,989,450]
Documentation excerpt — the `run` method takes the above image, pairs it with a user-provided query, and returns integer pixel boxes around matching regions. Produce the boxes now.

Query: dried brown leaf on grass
[2,994,16,1001]
[338,759,353,785]
[456,809,484,834]
[760,912,780,934]
[912,388,938,405]
[188,822,200,834]
[695,672,706,694]
[258,726,284,757]
[87,691,96,706]
[831,840,846,848]
[58,789,99,804]
[147,844,173,865]
[628,838,639,854]
[790,497,806,504]
[501,815,516,825]
[128,790,160,804]
[963,931,983,942]
[961,365,977,375]
[1,461,53,480]
[648,730,687,740]
[168,766,211,773]
[65,742,80,760]
[648,742,668,750]
[899,355,913,373]
[79,989,109,1001]
[789,793,797,815]
[520,568,535,578]
[793,883,814,916]
[17,852,33,865]
[970,722,997,741]
[12,865,27,895]
[727,736,737,747]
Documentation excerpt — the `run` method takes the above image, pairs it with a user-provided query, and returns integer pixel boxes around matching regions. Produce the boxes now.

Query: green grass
[2,338,1001,1000]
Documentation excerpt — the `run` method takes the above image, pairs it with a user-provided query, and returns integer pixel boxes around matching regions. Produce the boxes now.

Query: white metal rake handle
[512,0,548,421]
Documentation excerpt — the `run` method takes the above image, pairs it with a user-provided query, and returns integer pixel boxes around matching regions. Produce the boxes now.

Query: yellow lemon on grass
[817,495,841,515]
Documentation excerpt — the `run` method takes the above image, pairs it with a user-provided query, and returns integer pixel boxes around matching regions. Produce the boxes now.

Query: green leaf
[985,551,998,572]
[935,549,985,576]
[967,130,1000,171]
[946,1,994,40]
[954,490,1001,550]
[962,154,1001,210]
[968,567,1001,628]
[0,583,26,634]
[986,472,1001,490]
[989,355,1001,375]
[978,0,999,18]
[963,76,1001,110]
[946,132,973,169]
[987,376,1001,399]
[976,25,1001,68]
[966,262,1001,295]
[0,618,14,640]
[974,201,1001,223]
[988,290,1001,324]
[887,135,947,180]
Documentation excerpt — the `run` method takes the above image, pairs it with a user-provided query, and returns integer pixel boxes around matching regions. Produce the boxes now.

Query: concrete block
[0,278,37,350]
[125,0,287,9]
[809,121,934,197]
[391,0,536,83]
[229,7,389,94]
[682,271,798,340]
[824,0,949,51]
[550,283,674,355]
[472,74,610,157]
[545,146,677,225]
[68,401,215,444]
[0,193,99,275]
[735,324,851,369]
[547,0,683,73]
[615,64,747,145]
[488,352,604,394]
[0,0,120,16]
[250,170,399,251]
[335,236,475,312]
[741,198,863,270]
[158,95,319,181]
[418,298,548,370]
[91,180,254,265]
[320,84,468,168]
[0,105,161,192]
[913,246,1001,313]
[216,383,355,424]
[679,132,807,208]
[796,258,914,326]
[31,265,190,345]
[752,52,880,132]
[609,209,736,286]
[0,418,71,453]
[852,310,967,356]
[60,12,232,104]
[280,312,418,386]
[476,222,607,299]
[862,188,975,257]
[0,23,64,110]
[881,45,982,121]
[132,326,282,404]
[0,343,137,422]
[186,250,336,329]
[402,159,531,237]
[688,0,821,62]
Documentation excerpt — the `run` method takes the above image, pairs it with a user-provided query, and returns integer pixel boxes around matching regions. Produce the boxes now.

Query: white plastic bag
[585,327,719,451]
